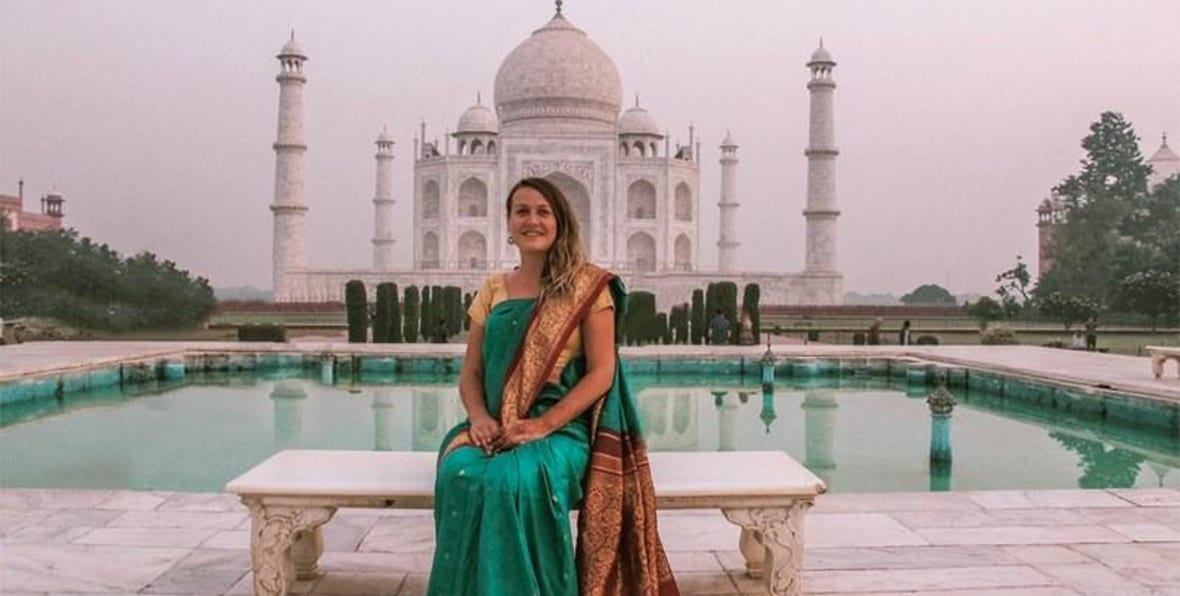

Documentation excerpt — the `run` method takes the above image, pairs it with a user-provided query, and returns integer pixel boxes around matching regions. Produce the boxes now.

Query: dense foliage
[402,286,420,343]
[705,281,739,344]
[0,226,214,331]
[900,284,956,305]
[373,282,400,343]
[345,280,367,343]
[1037,112,1179,311]
[690,289,705,345]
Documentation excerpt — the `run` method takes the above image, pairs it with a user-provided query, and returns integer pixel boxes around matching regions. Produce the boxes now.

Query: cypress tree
[717,281,739,344]
[444,286,463,336]
[373,282,395,343]
[419,286,432,342]
[657,312,671,344]
[345,280,368,343]
[402,286,420,344]
[690,289,705,345]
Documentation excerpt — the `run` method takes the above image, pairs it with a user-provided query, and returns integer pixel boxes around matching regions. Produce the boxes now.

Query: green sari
[428,266,679,596]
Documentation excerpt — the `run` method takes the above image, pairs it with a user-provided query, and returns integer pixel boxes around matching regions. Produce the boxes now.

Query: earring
[507,235,515,245]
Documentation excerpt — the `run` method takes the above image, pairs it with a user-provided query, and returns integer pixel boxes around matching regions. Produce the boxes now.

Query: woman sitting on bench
[427,178,680,596]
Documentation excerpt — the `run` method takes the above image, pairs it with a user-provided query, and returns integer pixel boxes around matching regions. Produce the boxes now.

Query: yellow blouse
[467,272,614,381]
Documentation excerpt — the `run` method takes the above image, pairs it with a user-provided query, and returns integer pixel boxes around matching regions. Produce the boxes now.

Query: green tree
[419,286,432,342]
[967,296,1006,330]
[344,280,368,343]
[402,286,420,344]
[1039,112,1157,306]
[994,256,1032,317]
[1036,291,1099,331]
[690,289,705,345]
[443,286,463,337]
[900,284,956,305]
[0,227,214,331]
[1117,270,1179,331]
[373,283,393,343]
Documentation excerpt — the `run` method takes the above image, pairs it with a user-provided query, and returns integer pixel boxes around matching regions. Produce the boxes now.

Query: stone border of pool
[2,342,1178,435]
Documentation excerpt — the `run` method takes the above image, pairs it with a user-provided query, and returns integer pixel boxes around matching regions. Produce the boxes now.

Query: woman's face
[509,186,558,255]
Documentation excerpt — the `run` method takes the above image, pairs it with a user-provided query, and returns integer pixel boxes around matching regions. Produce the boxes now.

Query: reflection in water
[714,391,738,451]
[756,390,775,433]
[270,381,307,449]
[412,390,464,452]
[639,390,697,450]
[372,389,396,451]
[801,392,837,480]
[1050,431,1145,489]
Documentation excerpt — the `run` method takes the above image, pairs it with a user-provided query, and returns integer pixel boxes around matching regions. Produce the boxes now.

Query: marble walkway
[2,487,1179,595]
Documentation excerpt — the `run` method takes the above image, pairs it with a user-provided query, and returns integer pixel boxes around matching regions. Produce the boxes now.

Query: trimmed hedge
[402,286,420,344]
[443,286,463,337]
[237,324,286,342]
[742,283,761,344]
[690,289,705,345]
[373,283,399,343]
[345,280,367,343]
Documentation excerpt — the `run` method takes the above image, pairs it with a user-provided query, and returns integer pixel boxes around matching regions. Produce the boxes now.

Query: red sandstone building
[0,180,65,232]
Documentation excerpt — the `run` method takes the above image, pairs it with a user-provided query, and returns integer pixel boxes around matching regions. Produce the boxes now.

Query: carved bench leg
[242,498,336,596]
[724,501,812,596]
[738,527,766,578]
[292,526,325,580]
[1152,356,1163,379]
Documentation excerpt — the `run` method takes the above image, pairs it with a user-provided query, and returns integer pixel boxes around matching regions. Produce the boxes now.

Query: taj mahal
[269,4,844,307]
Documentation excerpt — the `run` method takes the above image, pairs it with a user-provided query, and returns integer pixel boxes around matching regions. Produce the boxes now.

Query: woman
[427,178,680,596]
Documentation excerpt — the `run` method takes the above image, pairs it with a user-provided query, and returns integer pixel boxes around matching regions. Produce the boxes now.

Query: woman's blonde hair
[505,177,587,298]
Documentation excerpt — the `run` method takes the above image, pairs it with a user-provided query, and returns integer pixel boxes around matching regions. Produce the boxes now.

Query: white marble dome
[809,45,834,65]
[494,13,622,129]
[279,36,305,58]
[618,103,660,136]
[456,103,498,134]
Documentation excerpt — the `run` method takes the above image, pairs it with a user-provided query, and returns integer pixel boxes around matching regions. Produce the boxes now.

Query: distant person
[898,320,913,346]
[1070,331,1085,350]
[867,318,882,345]
[1084,318,1098,351]
[709,309,731,345]
[431,318,449,343]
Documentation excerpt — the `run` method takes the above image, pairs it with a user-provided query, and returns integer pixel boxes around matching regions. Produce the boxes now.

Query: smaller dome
[456,103,498,134]
[1148,134,1179,164]
[721,130,737,147]
[279,33,305,58]
[808,40,834,65]
[376,127,394,144]
[618,101,660,136]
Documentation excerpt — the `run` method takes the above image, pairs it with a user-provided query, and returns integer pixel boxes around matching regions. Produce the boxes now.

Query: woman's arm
[459,323,500,451]
[492,304,616,451]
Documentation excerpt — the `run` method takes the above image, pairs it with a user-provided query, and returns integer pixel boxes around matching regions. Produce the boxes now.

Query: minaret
[803,40,841,274]
[371,127,396,272]
[717,131,740,272]
[270,32,309,301]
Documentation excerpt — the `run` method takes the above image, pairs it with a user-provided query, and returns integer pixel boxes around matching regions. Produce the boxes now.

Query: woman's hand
[468,414,502,454]
[490,418,552,453]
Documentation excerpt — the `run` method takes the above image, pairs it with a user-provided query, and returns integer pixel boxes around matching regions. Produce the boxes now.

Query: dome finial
[555,0,562,15]
[819,36,824,49]
[1164,132,1170,148]
[290,29,295,42]
[476,91,481,105]
[634,95,639,108]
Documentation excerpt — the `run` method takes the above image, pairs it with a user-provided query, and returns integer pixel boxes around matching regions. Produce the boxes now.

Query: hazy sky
[2,0,1177,296]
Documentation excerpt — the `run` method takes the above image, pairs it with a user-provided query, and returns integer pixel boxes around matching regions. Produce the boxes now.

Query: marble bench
[1147,346,1180,379]
[226,449,825,596]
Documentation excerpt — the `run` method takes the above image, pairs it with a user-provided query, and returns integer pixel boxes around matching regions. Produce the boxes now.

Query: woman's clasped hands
[468,414,552,455]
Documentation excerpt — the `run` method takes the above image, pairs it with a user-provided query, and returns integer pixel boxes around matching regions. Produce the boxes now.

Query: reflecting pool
[1,371,1176,493]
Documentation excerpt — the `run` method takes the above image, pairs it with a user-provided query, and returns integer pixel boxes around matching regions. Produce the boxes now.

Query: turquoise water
[1,371,1176,493]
